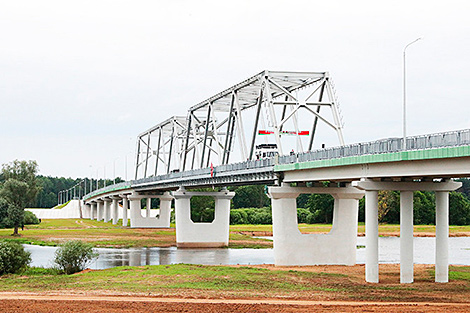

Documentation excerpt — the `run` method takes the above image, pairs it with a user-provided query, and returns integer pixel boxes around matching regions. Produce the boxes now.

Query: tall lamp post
[403,37,422,150]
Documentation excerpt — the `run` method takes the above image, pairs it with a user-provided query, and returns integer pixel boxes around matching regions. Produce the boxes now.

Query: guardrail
[278,129,470,164]
[84,128,470,200]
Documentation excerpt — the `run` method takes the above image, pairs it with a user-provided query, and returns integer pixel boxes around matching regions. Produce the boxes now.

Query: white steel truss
[135,116,187,179]
[135,71,345,179]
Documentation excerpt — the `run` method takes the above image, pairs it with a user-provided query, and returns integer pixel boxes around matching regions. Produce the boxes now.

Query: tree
[232,185,270,209]
[0,160,41,235]
[449,191,470,225]
[377,190,399,223]
[306,194,334,224]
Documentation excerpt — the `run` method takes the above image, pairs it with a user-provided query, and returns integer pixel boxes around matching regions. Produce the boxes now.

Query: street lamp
[403,37,423,150]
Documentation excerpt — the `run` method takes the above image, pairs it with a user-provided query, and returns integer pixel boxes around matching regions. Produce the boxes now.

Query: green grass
[0,264,341,294]
[449,266,470,281]
[1,264,469,302]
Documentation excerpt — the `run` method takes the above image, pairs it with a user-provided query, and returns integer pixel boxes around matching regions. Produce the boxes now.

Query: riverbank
[1,219,469,248]
[0,264,469,312]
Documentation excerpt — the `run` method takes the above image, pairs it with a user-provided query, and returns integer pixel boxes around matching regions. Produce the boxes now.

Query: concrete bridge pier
[96,200,104,221]
[103,198,112,223]
[269,184,364,266]
[120,195,129,226]
[352,179,462,284]
[90,202,97,220]
[111,196,120,225]
[173,187,235,248]
[127,192,173,228]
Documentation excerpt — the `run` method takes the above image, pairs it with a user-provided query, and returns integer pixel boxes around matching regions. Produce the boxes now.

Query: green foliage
[0,160,41,235]
[296,208,310,224]
[306,194,334,223]
[53,240,98,274]
[190,191,215,222]
[0,240,31,275]
[0,198,14,228]
[24,211,39,225]
[413,191,435,225]
[449,191,470,225]
[232,185,270,209]
[230,207,272,224]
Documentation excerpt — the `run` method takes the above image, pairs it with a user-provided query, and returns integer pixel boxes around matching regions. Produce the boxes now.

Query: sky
[0,0,469,179]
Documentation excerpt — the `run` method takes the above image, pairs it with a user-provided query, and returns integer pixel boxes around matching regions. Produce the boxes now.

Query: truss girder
[135,70,345,179]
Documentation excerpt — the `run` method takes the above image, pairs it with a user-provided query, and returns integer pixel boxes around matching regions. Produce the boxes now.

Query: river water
[25,237,470,270]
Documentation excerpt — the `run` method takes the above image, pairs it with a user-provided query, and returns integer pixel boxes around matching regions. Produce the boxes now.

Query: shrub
[24,211,40,225]
[54,240,98,274]
[0,240,31,275]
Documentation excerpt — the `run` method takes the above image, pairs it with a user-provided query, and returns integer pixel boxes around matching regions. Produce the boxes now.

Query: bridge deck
[84,129,470,201]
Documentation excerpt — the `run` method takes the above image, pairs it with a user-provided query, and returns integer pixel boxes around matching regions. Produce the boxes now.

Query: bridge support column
[173,187,235,248]
[436,191,449,283]
[352,179,461,284]
[128,192,173,228]
[365,190,379,283]
[121,195,129,227]
[400,191,414,283]
[111,196,120,225]
[90,202,97,220]
[103,198,112,223]
[269,184,364,266]
[96,200,104,221]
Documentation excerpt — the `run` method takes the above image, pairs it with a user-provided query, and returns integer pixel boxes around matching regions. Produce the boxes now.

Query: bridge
[59,71,470,284]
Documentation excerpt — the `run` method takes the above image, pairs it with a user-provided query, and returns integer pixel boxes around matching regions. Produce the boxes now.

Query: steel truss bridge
[134,70,345,179]
[57,70,470,285]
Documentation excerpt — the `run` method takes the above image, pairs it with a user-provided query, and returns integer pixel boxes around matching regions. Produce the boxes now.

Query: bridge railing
[279,129,470,165]
[84,129,470,200]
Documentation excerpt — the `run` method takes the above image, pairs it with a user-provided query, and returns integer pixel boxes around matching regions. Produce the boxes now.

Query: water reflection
[24,236,470,270]
[25,245,274,269]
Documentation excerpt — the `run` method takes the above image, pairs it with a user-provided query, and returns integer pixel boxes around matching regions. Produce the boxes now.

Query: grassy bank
[0,264,469,302]
[0,219,469,248]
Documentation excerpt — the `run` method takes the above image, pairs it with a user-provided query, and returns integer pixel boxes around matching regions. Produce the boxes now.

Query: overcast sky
[1,0,469,179]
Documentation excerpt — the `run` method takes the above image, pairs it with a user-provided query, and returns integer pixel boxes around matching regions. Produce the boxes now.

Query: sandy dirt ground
[1,264,470,312]
[1,296,470,312]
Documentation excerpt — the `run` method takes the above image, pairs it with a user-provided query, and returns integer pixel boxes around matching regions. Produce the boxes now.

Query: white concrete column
[158,192,173,228]
[173,187,234,248]
[128,194,143,227]
[121,196,129,227]
[90,202,97,220]
[103,199,112,223]
[435,191,449,283]
[146,198,151,218]
[96,200,104,221]
[111,196,120,225]
[400,191,414,283]
[365,190,379,283]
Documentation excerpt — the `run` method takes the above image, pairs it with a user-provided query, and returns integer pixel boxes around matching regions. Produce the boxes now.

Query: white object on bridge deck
[173,187,235,248]
[269,184,364,266]
[128,192,173,228]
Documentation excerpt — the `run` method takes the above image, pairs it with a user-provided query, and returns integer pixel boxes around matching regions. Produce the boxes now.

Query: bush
[53,240,98,274]
[24,211,40,225]
[0,240,31,275]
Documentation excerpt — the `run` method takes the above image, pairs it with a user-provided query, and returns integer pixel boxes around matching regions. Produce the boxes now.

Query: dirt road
[1,294,470,313]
